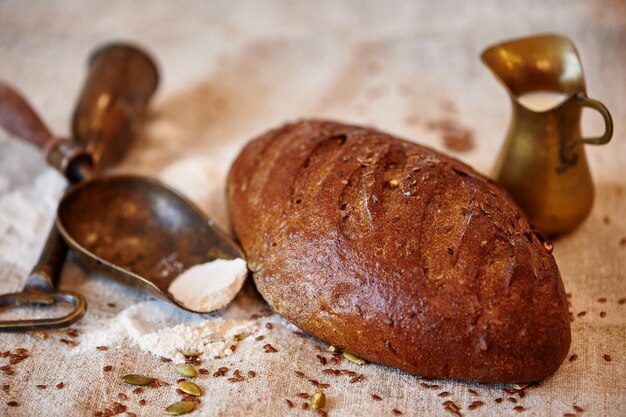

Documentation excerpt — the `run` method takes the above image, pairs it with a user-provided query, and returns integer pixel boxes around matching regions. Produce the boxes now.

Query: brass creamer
[481,34,613,236]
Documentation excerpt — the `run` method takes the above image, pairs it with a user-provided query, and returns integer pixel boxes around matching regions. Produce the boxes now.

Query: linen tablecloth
[1,1,624,416]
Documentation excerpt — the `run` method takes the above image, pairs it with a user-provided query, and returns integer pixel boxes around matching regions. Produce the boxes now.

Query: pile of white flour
[79,300,258,360]
[167,257,249,313]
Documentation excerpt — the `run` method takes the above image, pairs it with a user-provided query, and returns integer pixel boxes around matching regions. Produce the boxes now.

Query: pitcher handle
[561,94,613,165]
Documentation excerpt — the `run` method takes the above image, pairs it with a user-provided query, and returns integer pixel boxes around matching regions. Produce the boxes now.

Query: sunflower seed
[122,374,154,386]
[178,381,202,397]
[165,401,197,415]
[175,364,198,378]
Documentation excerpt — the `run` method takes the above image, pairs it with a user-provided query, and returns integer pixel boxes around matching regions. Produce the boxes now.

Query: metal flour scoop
[0,44,242,331]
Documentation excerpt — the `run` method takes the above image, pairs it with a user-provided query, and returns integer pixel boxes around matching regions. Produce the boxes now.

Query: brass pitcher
[481,34,613,236]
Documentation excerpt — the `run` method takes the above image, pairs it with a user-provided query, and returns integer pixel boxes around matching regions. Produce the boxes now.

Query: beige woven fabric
[0,1,625,416]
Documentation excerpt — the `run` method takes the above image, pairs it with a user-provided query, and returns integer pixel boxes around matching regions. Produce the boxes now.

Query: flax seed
[263,344,278,353]
[59,338,78,347]
[349,374,366,383]
[469,401,485,410]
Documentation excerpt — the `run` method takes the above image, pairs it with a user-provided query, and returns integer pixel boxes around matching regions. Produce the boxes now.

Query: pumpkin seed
[178,381,202,396]
[311,390,326,409]
[122,374,154,386]
[343,351,366,365]
[175,363,198,378]
[511,383,530,390]
[326,346,338,353]
[165,401,197,415]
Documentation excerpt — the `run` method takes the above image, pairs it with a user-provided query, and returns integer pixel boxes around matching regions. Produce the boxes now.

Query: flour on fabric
[78,300,258,360]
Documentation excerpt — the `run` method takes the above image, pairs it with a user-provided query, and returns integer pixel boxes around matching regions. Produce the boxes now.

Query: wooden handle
[0,82,54,149]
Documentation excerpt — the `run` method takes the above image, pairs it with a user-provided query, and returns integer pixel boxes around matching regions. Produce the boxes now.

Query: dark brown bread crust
[227,120,571,383]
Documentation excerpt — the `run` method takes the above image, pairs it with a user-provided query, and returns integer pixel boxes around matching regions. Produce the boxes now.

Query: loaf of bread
[227,120,571,383]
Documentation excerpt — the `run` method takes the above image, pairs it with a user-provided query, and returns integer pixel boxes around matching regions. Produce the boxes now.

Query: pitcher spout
[480,33,586,98]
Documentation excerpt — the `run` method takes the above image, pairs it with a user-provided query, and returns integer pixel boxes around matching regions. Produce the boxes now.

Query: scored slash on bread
[227,120,571,383]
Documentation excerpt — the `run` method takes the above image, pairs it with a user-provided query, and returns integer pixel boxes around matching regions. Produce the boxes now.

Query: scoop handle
[23,223,68,292]
[71,42,159,169]
[0,82,55,149]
